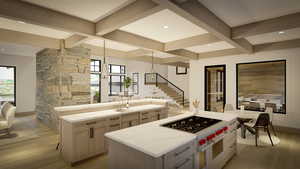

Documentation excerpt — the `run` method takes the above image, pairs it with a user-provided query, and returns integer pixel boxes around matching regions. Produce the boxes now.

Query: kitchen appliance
[162,116,232,169]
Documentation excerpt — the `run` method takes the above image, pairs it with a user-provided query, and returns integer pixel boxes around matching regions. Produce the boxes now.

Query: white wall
[92,56,169,102]
[189,48,300,129]
[168,66,189,99]
[0,53,36,113]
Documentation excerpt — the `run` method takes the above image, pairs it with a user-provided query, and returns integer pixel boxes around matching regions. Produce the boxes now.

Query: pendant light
[101,40,109,79]
[151,51,156,80]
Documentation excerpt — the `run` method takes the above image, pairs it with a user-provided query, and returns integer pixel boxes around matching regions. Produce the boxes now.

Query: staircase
[145,73,189,108]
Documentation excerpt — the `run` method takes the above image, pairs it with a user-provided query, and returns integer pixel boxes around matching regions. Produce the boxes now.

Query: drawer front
[165,141,195,167]
[122,113,139,122]
[74,119,106,132]
[140,117,152,124]
[107,123,121,132]
[121,120,139,129]
[108,116,121,125]
[158,113,168,120]
[173,155,194,169]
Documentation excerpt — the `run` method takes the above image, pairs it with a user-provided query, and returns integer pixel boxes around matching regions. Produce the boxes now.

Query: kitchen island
[105,111,238,169]
[57,99,169,165]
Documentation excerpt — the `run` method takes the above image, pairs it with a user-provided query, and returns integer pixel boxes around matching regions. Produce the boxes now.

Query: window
[109,64,126,96]
[132,73,139,95]
[0,66,16,105]
[205,65,226,112]
[176,66,187,75]
[90,60,101,103]
[236,60,286,114]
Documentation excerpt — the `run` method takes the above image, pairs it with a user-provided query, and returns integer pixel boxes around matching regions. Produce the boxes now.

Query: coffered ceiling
[0,0,300,67]
[85,38,139,51]
[22,0,135,22]
[0,17,71,39]
[186,42,234,53]
[198,0,300,27]
[246,27,300,45]
[120,9,208,43]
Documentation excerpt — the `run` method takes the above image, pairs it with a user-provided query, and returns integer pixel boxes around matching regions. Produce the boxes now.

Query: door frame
[204,65,226,111]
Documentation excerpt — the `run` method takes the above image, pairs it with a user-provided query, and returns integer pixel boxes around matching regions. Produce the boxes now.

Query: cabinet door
[89,126,106,156]
[74,129,90,161]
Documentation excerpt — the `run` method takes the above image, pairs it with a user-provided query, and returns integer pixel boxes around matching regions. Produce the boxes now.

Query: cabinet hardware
[175,158,190,169]
[110,117,120,121]
[175,147,190,157]
[86,121,96,125]
[110,124,120,128]
[90,128,94,138]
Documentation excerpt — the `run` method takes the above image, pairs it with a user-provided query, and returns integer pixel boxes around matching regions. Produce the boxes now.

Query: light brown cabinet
[61,109,168,165]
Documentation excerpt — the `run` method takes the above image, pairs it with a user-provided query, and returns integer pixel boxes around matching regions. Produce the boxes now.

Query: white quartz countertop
[60,104,166,123]
[105,111,237,158]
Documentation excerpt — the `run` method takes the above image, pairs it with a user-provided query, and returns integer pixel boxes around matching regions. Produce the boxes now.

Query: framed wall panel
[236,60,286,114]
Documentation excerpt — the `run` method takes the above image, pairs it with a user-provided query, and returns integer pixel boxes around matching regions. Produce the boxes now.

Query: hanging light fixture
[151,51,156,80]
[101,40,109,79]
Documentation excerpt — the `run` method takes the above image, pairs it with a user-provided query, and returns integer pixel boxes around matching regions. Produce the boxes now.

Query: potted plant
[123,76,132,96]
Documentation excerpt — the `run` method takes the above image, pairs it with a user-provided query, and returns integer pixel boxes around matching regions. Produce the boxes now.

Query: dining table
[226,110,262,138]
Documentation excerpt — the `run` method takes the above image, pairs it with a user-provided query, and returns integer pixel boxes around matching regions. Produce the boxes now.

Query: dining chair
[265,103,277,113]
[244,113,274,146]
[224,104,234,112]
[265,107,276,136]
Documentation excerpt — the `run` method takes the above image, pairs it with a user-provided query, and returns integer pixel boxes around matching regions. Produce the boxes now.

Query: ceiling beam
[103,30,164,51]
[103,30,198,60]
[153,0,253,53]
[254,39,300,52]
[65,35,89,48]
[96,0,163,35]
[161,61,189,68]
[0,28,60,49]
[232,12,300,39]
[167,49,198,60]
[0,0,95,35]
[198,48,243,59]
[160,56,189,63]
[164,33,221,51]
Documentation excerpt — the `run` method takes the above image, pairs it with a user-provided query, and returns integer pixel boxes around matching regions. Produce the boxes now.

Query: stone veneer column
[36,47,91,128]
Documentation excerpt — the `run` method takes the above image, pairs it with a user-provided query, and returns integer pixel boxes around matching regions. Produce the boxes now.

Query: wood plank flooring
[0,114,299,169]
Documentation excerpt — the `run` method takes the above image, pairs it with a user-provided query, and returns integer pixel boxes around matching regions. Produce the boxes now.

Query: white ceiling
[22,0,135,22]
[247,27,300,45]
[0,17,71,39]
[199,0,300,27]
[120,9,208,43]
[0,42,42,57]
[85,38,138,51]
[186,41,234,53]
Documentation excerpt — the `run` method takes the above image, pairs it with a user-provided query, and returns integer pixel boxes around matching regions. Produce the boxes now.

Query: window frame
[90,59,101,103]
[132,73,139,95]
[236,60,287,114]
[109,64,126,96]
[0,65,16,106]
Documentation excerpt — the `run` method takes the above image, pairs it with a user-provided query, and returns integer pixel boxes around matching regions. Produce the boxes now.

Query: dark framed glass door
[205,65,226,112]
[0,66,16,105]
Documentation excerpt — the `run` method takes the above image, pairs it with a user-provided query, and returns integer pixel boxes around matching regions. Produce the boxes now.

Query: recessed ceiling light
[278,31,285,34]
[17,21,26,24]
[163,25,169,29]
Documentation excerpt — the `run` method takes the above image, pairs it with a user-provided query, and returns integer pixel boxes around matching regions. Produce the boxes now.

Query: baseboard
[275,125,300,134]
[15,111,36,117]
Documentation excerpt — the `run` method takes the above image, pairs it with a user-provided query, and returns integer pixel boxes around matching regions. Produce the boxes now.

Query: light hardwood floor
[0,114,299,169]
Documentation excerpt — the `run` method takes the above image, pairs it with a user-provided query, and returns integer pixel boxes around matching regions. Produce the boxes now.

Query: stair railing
[144,73,185,106]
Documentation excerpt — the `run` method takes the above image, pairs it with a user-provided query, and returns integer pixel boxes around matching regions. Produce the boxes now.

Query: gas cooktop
[162,116,221,134]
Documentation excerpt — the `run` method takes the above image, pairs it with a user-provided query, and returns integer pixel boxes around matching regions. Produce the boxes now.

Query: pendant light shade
[101,40,109,79]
